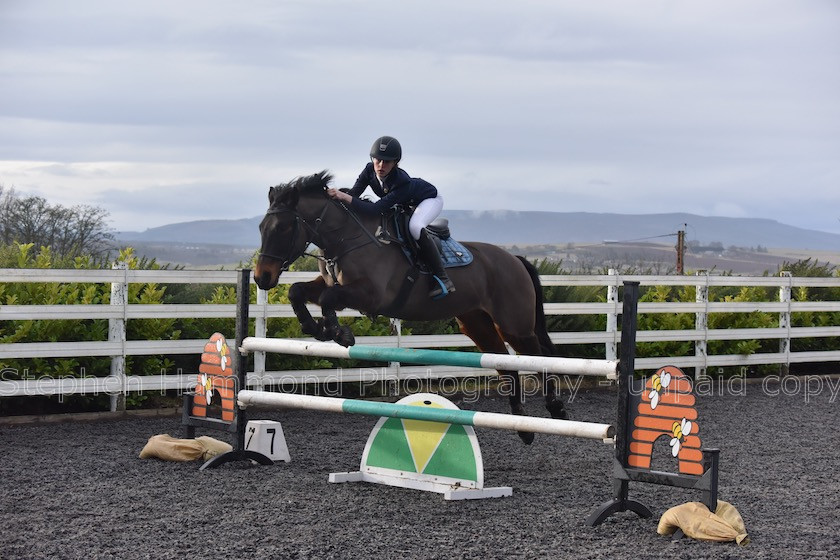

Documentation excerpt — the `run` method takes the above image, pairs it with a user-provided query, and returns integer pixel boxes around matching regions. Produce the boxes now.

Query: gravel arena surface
[1,380,838,559]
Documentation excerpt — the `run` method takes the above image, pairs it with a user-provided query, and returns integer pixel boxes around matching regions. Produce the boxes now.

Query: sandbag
[139,434,232,462]
[657,500,749,545]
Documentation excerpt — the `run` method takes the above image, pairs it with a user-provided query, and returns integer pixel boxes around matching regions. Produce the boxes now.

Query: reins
[332,199,383,252]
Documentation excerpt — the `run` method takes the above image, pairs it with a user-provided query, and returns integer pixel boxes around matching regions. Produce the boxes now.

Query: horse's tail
[516,256,555,356]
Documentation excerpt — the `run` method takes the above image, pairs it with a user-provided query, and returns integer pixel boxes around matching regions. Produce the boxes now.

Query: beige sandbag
[139,434,233,462]
[657,500,749,545]
[195,435,233,460]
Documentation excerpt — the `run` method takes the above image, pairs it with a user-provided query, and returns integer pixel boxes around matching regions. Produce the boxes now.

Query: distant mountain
[116,210,840,251]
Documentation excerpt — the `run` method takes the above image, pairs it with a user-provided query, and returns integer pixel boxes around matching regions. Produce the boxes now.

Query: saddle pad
[439,238,473,268]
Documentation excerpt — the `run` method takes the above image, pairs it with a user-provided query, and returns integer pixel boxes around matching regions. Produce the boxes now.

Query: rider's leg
[409,196,443,239]
[411,196,454,297]
[417,229,455,297]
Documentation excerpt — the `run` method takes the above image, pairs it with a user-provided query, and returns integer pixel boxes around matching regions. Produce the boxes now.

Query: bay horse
[254,170,566,443]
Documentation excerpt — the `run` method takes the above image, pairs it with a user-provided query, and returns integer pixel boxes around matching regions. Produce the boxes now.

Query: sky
[1,0,839,235]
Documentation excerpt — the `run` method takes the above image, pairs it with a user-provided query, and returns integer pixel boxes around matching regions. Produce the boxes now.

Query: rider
[326,135,455,298]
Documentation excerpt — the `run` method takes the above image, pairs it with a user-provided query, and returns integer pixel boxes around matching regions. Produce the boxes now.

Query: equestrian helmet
[370,136,402,162]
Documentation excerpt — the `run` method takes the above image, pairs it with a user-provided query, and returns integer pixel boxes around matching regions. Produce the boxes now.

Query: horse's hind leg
[457,311,534,445]
[544,376,568,419]
[505,336,568,421]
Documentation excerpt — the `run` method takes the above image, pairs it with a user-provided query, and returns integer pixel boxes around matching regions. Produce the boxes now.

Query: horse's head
[254,170,333,290]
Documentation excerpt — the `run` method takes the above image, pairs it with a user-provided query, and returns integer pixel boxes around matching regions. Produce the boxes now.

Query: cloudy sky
[2,0,838,235]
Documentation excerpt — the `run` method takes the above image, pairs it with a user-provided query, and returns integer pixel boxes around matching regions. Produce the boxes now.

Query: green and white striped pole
[240,337,618,379]
[237,390,614,441]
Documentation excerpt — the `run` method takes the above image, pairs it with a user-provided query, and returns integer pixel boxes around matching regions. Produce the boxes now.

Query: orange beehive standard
[192,332,237,423]
[628,365,705,476]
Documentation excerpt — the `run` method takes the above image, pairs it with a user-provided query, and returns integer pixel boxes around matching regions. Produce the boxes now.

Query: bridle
[257,195,382,273]
[257,202,332,272]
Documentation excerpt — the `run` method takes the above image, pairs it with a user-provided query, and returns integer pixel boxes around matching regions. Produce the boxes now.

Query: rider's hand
[328,189,352,204]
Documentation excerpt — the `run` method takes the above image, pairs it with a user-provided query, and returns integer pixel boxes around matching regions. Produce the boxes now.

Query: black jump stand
[181,268,273,470]
[587,281,721,526]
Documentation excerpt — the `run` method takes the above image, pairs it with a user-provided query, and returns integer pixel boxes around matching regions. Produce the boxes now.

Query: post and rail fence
[2,267,840,410]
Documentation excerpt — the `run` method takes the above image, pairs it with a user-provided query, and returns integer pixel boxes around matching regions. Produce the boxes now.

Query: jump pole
[240,338,619,380]
[237,390,614,441]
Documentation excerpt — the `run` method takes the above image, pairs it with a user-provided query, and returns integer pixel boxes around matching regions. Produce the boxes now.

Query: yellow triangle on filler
[403,400,450,473]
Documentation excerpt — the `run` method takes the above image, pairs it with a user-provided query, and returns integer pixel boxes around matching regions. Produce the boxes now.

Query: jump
[254,170,566,442]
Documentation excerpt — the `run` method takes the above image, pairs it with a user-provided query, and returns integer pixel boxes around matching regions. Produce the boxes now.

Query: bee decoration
[669,418,692,457]
[648,369,672,409]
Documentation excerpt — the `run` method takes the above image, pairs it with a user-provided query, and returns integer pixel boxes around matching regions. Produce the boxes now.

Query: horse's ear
[268,184,298,208]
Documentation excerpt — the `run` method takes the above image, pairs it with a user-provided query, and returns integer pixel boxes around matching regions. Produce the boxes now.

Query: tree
[0,185,114,260]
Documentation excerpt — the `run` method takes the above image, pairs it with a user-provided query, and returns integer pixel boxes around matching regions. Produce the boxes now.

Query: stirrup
[429,276,455,299]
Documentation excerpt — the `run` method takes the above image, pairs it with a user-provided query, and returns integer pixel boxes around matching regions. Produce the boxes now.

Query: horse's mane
[288,170,333,194]
[267,170,333,211]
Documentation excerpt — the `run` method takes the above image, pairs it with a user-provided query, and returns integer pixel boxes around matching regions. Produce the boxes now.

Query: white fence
[2,267,840,408]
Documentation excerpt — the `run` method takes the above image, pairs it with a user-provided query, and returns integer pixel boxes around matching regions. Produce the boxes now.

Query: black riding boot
[418,229,455,298]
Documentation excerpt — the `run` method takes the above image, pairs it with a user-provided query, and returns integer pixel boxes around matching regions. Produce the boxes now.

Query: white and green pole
[237,390,614,441]
[240,337,618,379]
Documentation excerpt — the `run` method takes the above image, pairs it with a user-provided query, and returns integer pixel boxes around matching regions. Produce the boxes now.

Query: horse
[254,170,566,443]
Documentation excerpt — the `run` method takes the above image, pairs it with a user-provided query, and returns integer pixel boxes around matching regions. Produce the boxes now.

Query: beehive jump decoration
[630,365,704,476]
[191,332,236,423]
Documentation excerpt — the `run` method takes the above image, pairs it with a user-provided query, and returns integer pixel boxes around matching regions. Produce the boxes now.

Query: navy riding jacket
[346,163,438,215]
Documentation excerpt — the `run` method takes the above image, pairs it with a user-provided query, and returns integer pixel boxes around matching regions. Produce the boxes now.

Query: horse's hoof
[510,404,534,443]
[547,400,569,420]
[313,320,333,341]
[517,431,535,445]
[334,326,355,347]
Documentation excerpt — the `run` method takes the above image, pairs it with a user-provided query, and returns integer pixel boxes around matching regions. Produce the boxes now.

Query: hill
[117,210,840,251]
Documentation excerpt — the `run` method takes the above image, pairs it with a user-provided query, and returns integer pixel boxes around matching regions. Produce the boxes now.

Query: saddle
[376,207,473,272]
[368,206,472,316]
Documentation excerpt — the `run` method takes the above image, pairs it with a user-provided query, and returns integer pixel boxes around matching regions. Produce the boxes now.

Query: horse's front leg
[288,278,330,340]
[317,279,378,347]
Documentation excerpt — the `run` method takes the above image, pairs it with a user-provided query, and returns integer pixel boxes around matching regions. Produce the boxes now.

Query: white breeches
[409,196,444,240]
